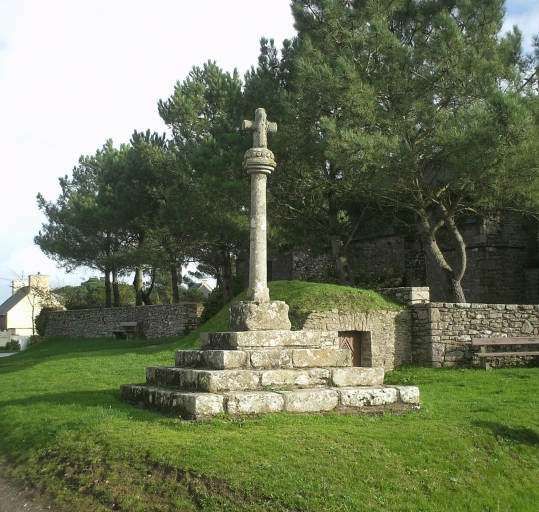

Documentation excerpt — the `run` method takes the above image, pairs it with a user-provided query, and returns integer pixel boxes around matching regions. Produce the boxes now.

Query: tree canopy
[36,0,539,305]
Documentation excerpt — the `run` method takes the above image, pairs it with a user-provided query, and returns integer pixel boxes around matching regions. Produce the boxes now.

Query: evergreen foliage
[35,1,539,303]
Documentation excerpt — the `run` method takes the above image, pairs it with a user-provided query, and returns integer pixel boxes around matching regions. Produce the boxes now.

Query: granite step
[146,366,385,392]
[119,384,420,420]
[200,330,339,350]
[175,347,352,370]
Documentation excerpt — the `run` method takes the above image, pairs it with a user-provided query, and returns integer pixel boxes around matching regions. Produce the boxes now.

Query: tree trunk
[328,196,354,286]
[133,265,143,306]
[104,268,112,308]
[416,210,467,303]
[437,203,467,302]
[220,248,233,306]
[142,267,156,305]
[171,263,181,304]
[112,268,120,307]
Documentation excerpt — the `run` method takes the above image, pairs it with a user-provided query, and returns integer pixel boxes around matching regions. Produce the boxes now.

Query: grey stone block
[175,350,203,367]
[225,391,284,415]
[229,300,291,331]
[172,392,225,420]
[195,369,261,392]
[330,367,384,387]
[201,330,323,350]
[260,368,330,388]
[394,386,420,404]
[292,348,351,368]
[249,349,292,368]
[282,388,339,413]
[339,387,397,407]
[202,350,249,369]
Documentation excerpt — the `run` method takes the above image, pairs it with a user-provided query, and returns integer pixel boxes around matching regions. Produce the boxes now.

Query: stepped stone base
[120,306,420,420]
[145,365,384,392]
[120,384,419,420]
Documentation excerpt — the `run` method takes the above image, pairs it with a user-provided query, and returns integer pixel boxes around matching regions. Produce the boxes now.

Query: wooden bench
[113,322,138,340]
[472,337,539,370]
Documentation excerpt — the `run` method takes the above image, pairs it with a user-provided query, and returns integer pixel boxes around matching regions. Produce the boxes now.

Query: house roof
[0,288,29,315]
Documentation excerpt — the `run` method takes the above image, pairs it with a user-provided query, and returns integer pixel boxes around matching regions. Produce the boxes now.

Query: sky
[0,0,537,304]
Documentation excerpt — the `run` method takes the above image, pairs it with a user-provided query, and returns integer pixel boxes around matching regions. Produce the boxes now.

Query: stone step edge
[145,366,385,391]
[120,384,420,420]
[200,330,339,350]
[174,348,352,370]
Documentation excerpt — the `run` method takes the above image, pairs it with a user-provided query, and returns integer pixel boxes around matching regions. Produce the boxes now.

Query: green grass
[199,280,404,331]
[0,283,538,511]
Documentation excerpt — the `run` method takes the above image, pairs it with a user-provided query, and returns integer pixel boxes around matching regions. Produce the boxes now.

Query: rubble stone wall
[300,308,412,372]
[413,302,539,368]
[44,303,203,339]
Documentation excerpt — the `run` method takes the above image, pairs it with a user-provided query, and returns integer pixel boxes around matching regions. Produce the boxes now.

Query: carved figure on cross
[242,108,277,148]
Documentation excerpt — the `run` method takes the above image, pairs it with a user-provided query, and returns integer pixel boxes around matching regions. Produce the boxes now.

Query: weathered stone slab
[175,350,250,370]
[292,348,351,368]
[172,392,225,420]
[202,350,249,369]
[282,388,339,413]
[200,330,323,350]
[120,384,155,405]
[260,368,330,388]
[229,301,291,331]
[339,387,397,407]
[393,386,420,405]
[250,349,292,368]
[174,350,202,368]
[225,391,284,415]
[146,366,168,385]
[196,370,261,392]
[330,367,385,387]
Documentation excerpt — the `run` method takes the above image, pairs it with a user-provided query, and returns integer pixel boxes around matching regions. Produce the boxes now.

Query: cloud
[503,0,539,52]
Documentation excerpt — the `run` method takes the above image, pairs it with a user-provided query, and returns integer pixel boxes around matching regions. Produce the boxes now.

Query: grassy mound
[186,280,403,342]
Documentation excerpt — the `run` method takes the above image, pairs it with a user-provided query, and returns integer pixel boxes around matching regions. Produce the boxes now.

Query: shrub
[35,307,64,336]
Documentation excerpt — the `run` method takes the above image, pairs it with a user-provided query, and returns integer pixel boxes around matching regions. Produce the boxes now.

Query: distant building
[0,274,59,336]
[189,279,213,298]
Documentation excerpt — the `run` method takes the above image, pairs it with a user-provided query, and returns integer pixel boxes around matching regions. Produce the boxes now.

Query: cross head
[242,108,277,148]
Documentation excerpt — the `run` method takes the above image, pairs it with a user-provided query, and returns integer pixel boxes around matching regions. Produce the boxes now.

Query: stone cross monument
[119,106,420,420]
[242,108,277,302]
[228,108,291,331]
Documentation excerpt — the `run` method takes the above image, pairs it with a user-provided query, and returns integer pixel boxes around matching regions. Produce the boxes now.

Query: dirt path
[0,474,55,512]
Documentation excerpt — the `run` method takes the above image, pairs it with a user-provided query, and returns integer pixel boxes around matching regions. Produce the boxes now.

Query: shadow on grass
[0,388,168,466]
[0,336,195,376]
[473,421,539,446]
[0,387,157,413]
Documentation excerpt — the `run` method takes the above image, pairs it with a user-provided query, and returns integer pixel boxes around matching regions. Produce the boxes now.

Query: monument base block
[229,300,291,331]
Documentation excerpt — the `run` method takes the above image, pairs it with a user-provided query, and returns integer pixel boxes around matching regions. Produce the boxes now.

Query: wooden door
[339,331,362,367]
[338,331,372,367]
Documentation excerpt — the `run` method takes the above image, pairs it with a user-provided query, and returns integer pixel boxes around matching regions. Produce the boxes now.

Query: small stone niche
[338,331,372,367]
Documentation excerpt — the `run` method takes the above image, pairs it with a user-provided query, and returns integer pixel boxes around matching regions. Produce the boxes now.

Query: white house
[189,279,214,298]
[0,274,56,337]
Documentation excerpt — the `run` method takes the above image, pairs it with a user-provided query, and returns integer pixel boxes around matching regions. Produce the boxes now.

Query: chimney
[28,274,50,292]
[12,279,26,295]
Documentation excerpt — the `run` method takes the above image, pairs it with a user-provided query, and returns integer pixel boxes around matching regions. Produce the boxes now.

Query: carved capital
[243,147,276,174]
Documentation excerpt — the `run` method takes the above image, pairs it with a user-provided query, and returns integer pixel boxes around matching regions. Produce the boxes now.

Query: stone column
[241,108,277,302]
[247,164,271,301]
[228,108,291,332]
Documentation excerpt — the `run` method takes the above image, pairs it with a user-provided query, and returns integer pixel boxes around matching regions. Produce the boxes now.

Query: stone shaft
[248,172,269,302]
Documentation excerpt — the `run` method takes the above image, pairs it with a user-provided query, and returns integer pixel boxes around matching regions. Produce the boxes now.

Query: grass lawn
[0,282,538,511]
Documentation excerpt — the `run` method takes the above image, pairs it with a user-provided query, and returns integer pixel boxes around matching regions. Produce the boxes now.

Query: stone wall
[241,214,539,305]
[44,303,203,339]
[299,308,412,372]
[380,287,430,306]
[413,302,539,368]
